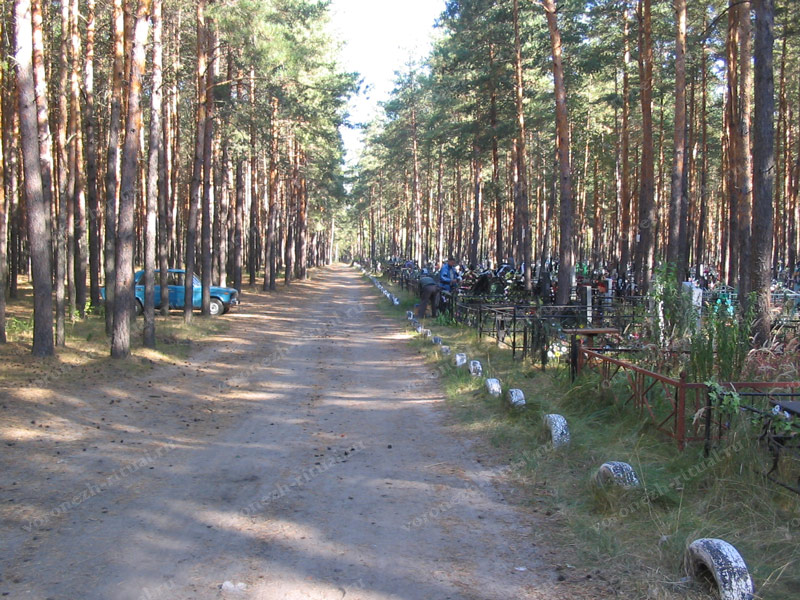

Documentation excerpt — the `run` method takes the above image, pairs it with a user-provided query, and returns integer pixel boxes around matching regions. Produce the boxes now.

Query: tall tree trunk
[488,43,502,267]
[577,117,591,268]
[233,159,244,292]
[777,34,789,273]
[542,0,575,305]
[285,153,295,285]
[31,0,53,254]
[655,98,667,260]
[185,0,206,324]
[696,31,709,279]
[737,1,753,299]
[592,158,601,269]
[513,0,531,290]
[104,0,125,334]
[31,0,57,340]
[168,13,182,267]
[54,0,69,344]
[750,0,774,345]
[435,150,445,265]
[84,0,101,308]
[248,67,258,287]
[666,0,687,277]
[792,81,800,274]
[16,0,54,356]
[619,4,632,278]
[158,95,170,315]
[0,17,6,344]
[540,164,554,276]
[329,217,335,264]
[216,137,228,287]
[213,136,221,284]
[66,44,76,322]
[455,163,463,261]
[158,17,172,313]
[725,1,740,286]
[201,23,216,314]
[296,150,308,279]
[143,0,163,347]
[4,89,19,301]
[265,96,278,290]
[111,0,151,358]
[680,76,692,276]
[788,80,799,273]
[469,142,481,267]
[411,107,423,266]
[635,0,656,293]
[70,0,87,318]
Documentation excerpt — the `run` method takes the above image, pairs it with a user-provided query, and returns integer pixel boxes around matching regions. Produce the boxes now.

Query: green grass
[362,267,800,600]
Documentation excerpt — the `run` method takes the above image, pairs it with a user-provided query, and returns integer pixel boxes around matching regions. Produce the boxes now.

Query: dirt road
[1,266,610,599]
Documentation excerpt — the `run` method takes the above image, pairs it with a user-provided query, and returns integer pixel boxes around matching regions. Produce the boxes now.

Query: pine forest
[0,0,794,356]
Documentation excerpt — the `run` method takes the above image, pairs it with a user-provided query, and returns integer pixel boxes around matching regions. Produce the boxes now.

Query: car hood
[209,286,239,296]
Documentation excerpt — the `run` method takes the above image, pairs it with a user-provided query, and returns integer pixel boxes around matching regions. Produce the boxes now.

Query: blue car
[103,269,240,316]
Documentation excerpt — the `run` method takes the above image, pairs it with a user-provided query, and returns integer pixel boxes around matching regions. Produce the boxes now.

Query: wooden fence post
[677,371,688,450]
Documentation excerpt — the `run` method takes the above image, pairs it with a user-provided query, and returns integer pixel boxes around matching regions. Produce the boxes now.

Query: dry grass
[0,279,228,390]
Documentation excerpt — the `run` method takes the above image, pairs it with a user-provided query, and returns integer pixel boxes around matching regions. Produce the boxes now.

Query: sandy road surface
[1,266,612,599]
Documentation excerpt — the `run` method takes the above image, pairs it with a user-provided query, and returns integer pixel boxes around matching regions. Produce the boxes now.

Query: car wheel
[209,298,224,316]
[135,300,144,316]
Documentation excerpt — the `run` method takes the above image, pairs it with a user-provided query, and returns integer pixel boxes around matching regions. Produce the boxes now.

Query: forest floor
[0,265,620,600]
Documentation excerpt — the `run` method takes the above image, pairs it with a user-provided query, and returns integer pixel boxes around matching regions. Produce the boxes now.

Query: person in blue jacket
[439,257,461,293]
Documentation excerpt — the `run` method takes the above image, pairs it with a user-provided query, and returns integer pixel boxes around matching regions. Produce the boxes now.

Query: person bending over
[417,272,441,319]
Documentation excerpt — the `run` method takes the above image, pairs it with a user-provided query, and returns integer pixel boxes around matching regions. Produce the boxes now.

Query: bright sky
[327,0,446,165]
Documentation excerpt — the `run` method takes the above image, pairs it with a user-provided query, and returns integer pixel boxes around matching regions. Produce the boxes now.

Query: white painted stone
[416,326,423,334]
[432,336,442,344]
[221,581,248,593]
[422,329,432,337]
[407,311,414,319]
[508,389,526,407]
[455,353,468,367]
[440,346,451,355]
[594,461,640,488]
[543,414,571,447]
[485,378,502,397]
[469,360,482,376]
[685,538,754,600]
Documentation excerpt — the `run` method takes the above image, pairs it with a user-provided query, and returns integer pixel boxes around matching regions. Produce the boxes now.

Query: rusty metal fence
[575,343,800,453]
